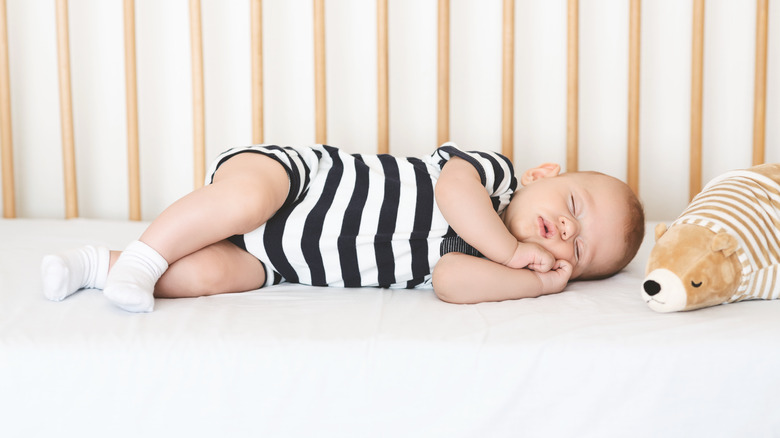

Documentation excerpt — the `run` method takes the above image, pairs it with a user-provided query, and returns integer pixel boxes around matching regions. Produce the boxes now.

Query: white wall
[1,0,778,221]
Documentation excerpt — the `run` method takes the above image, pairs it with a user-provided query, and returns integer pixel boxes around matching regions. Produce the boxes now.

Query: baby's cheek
[542,241,575,264]
[509,221,531,242]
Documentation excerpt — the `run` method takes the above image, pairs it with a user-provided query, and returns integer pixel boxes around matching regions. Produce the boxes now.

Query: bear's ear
[654,223,668,241]
[712,231,738,257]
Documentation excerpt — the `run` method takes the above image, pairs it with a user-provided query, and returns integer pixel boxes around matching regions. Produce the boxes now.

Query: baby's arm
[435,156,519,266]
[432,252,572,304]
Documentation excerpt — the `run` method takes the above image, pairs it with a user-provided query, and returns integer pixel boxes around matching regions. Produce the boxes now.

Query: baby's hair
[576,171,646,280]
[617,185,646,273]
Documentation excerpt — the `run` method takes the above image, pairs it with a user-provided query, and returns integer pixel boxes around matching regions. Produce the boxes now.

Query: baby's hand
[532,259,573,294]
[503,242,555,271]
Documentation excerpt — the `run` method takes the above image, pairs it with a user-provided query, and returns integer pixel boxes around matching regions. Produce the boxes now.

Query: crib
[2,1,780,437]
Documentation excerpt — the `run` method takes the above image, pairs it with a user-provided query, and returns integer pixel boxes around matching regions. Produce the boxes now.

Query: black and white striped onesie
[205,143,517,289]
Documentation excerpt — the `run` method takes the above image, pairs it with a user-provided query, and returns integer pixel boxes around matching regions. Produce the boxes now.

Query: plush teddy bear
[642,163,780,312]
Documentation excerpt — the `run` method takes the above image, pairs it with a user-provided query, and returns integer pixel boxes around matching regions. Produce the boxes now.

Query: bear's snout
[642,268,687,312]
[643,280,661,296]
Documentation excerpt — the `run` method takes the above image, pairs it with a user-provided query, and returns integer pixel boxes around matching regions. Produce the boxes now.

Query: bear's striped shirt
[205,143,517,289]
[674,168,780,302]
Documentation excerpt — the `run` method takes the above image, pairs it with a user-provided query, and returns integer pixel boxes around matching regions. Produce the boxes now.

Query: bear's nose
[643,280,661,296]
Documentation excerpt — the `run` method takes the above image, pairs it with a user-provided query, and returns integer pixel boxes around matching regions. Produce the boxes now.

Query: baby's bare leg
[103,153,288,312]
[142,153,290,263]
[105,240,264,298]
[152,240,266,298]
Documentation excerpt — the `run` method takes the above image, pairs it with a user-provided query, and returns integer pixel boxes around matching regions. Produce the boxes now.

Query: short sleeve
[433,142,517,212]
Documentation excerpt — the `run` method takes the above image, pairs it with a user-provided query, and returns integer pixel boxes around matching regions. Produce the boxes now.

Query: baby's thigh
[211,152,291,226]
[154,240,266,298]
[212,152,288,192]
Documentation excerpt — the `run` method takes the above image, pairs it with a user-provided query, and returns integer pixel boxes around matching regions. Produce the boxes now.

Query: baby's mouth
[538,217,556,238]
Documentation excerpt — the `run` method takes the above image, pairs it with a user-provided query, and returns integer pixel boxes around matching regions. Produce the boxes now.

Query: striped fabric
[205,143,516,289]
[674,170,780,302]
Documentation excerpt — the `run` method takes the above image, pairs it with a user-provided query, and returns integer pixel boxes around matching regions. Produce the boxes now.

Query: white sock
[103,240,168,313]
[41,245,110,301]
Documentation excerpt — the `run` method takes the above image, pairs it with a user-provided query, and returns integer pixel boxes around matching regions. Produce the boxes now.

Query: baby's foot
[41,245,110,301]
[103,241,168,313]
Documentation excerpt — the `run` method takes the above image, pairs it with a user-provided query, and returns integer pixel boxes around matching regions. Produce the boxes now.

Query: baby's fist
[504,242,555,272]
[533,259,573,294]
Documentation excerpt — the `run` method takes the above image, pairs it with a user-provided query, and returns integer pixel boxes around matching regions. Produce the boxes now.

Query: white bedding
[2,218,780,437]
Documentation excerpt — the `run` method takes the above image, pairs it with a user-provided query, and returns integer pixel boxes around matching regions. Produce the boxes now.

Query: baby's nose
[559,216,579,240]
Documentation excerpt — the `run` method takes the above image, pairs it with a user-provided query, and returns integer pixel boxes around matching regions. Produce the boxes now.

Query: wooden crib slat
[627,0,640,194]
[251,0,264,144]
[56,0,78,218]
[314,0,326,144]
[190,0,205,189]
[377,0,389,154]
[437,0,449,146]
[0,0,14,218]
[502,0,514,162]
[753,0,768,166]
[124,0,141,221]
[690,0,704,199]
[566,0,578,172]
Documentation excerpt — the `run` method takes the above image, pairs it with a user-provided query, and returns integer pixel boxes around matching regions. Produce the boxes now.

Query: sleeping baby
[41,143,645,312]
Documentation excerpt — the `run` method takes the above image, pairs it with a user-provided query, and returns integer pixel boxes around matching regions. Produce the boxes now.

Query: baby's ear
[521,163,561,186]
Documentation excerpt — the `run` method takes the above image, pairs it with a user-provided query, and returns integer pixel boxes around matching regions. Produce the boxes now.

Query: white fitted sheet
[2,218,779,437]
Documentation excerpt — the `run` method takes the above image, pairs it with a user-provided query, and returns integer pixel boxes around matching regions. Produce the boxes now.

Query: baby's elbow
[433,282,459,304]
[432,255,470,304]
[434,282,464,304]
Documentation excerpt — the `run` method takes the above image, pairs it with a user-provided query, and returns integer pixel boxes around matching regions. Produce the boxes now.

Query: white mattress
[2,218,780,437]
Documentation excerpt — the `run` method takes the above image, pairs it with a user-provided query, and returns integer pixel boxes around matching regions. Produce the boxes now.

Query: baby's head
[502,163,645,280]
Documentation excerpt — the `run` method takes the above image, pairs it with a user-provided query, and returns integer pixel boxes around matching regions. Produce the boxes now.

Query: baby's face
[501,171,630,279]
